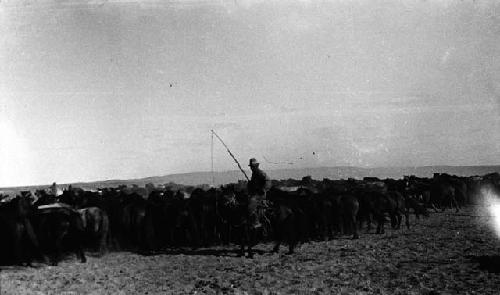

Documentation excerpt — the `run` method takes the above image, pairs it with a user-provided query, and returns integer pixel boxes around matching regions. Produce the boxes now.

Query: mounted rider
[50,182,58,197]
[247,158,271,229]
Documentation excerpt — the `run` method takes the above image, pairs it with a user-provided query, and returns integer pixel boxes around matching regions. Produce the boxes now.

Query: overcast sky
[1,0,500,187]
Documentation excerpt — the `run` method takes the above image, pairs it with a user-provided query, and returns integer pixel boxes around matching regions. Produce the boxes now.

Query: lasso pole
[211,130,250,181]
[211,130,215,186]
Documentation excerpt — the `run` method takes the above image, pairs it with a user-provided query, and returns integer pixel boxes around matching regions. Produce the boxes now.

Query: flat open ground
[2,206,500,294]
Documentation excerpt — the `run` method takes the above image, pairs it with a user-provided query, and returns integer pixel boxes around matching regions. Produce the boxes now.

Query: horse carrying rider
[247,158,271,229]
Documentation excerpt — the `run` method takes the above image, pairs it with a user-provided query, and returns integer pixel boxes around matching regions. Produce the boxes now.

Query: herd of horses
[0,172,497,265]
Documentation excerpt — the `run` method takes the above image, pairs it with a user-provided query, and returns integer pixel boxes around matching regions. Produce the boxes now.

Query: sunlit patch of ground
[2,206,500,294]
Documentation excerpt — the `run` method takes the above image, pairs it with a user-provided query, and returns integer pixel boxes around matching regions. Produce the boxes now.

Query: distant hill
[2,165,500,193]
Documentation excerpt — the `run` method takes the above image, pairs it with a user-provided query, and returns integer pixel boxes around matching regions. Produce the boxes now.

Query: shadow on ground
[468,255,500,273]
[137,247,269,257]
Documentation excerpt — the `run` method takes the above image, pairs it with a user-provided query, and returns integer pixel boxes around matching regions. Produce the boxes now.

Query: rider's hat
[249,158,259,167]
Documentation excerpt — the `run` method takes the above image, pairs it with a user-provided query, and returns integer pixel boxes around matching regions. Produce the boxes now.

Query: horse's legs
[366,213,373,232]
[351,214,359,239]
[52,232,65,266]
[76,243,86,263]
[247,228,257,258]
[405,209,410,229]
[453,198,460,213]
[13,222,25,265]
[396,213,402,229]
[287,242,296,255]
[272,221,282,253]
[237,225,247,257]
[238,245,245,257]
[272,241,281,253]
[24,218,45,265]
[376,213,385,234]
[286,222,296,255]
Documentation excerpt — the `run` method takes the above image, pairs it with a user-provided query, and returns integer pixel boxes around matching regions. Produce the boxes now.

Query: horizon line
[2,164,500,190]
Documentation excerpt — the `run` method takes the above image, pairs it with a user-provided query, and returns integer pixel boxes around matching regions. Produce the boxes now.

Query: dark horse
[0,195,44,265]
[267,187,309,255]
[78,207,110,254]
[34,203,87,265]
[220,186,268,258]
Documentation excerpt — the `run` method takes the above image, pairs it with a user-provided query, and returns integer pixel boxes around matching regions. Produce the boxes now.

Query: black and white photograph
[1,0,500,293]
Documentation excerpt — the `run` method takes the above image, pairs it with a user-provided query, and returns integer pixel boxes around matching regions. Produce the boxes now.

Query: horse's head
[11,195,35,218]
[217,187,236,207]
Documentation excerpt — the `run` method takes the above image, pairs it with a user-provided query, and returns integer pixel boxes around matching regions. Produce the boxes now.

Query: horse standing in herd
[0,172,496,265]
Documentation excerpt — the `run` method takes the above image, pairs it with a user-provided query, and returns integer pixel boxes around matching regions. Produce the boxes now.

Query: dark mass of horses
[0,172,498,265]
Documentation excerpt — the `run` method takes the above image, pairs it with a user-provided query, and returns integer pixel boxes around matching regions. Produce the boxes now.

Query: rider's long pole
[211,130,215,186]
[211,130,218,221]
[211,129,250,181]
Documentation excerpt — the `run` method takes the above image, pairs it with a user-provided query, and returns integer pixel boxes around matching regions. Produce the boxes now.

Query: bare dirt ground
[2,205,500,294]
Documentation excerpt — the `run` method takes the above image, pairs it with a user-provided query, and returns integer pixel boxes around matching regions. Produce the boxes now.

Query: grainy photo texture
[1,0,500,294]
